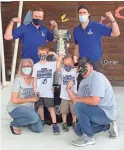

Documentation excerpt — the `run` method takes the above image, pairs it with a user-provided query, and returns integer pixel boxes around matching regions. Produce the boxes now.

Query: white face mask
[79,15,88,23]
[22,67,32,75]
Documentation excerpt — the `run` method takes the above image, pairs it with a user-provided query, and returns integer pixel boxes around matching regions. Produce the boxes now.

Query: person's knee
[31,126,43,133]
[74,103,87,112]
[36,127,43,133]
[28,112,39,124]
[74,103,87,117]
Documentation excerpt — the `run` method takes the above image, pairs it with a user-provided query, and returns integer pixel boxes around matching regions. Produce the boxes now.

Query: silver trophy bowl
[53,29,69,55]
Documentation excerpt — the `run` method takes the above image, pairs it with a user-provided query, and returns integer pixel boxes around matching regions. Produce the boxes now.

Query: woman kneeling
[6,58,43,135]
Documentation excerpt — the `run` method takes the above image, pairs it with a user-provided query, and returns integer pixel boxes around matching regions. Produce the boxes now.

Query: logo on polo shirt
[87,29,93,35]
[41,31,45,37]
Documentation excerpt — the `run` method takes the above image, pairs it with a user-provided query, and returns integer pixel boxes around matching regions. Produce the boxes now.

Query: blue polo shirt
[12,23,54,63]
[73,21,112,62]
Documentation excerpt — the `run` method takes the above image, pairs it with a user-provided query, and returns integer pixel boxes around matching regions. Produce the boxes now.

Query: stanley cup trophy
[53,29,71,86]
[53,29,71,55]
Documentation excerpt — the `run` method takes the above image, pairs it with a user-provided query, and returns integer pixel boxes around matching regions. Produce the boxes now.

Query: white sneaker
[108,121,118,138]
[72,134,96,147]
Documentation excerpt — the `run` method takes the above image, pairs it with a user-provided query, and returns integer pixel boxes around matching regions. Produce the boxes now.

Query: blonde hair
[17,58,34,76]
[62,54,74,63]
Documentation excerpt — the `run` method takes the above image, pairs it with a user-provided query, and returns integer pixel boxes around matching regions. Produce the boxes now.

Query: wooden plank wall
[1,1,124,85]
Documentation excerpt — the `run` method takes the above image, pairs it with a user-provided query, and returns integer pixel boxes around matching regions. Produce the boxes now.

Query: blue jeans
[74,102,112,137]
[9,106,43,133]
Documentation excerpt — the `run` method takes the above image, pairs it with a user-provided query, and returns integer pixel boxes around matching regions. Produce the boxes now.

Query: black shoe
[62,123,69,132]
[72,122,76,130]
[41,120,45,126]
[52,124,60,135]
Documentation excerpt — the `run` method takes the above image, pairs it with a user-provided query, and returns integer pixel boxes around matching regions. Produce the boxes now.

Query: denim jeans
[9,106,43,133]
[74,102,112,137]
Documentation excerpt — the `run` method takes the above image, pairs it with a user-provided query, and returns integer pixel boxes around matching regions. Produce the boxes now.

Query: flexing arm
[56,55,64,71]
[111,21,120,37]
[106,12,120,37]
[46,20,58,42]
[66,81,100,105]
[4,17,21,40]
[66,88,100,105]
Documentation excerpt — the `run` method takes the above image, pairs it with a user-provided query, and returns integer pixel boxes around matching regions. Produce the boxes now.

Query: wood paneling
[1,1,124,85]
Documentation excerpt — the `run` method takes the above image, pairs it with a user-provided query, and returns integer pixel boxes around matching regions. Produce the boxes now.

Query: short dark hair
[78,5,90,13]
[74,57,92,67]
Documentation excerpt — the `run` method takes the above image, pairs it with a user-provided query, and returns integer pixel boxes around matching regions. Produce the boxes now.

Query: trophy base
[53,84,61,88]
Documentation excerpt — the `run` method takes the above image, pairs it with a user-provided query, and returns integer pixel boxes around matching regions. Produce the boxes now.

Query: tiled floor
[1,86,124,150]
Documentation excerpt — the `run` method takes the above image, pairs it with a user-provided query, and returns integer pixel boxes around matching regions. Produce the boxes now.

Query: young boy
[57,54,78,132]
[32,46,60,135]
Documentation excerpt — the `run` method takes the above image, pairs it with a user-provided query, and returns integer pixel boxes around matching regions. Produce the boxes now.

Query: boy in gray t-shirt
[66,57,118,147]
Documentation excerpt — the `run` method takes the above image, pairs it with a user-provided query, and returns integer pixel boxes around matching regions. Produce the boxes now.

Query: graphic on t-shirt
[63,75,75,85]
[81,84,90,96]
[41,78,47,84]
[37,68,52,79]
[22,88,34,98]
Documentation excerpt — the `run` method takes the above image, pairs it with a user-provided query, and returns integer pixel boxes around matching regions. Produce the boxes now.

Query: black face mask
[32,19,42,26]
[78,65,88,76]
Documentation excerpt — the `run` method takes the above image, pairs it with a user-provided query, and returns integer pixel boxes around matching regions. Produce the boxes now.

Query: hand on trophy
[50,20,58,30]
[48,51,57,56]
[58,54,64,60]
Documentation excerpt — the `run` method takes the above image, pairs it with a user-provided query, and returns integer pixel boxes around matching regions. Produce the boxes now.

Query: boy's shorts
[35,97,54,110]
[60,99,75,115]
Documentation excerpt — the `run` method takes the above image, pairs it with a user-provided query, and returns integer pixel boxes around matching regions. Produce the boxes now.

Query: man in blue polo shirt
[4,8,57,63]
[73,5,120,72]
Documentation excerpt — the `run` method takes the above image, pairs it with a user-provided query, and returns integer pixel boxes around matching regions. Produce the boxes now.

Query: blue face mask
[79,15,88,23]
[32,19,43,26]
[39,54,47,60]
[64,65,72,72]
[22,67,32,75]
